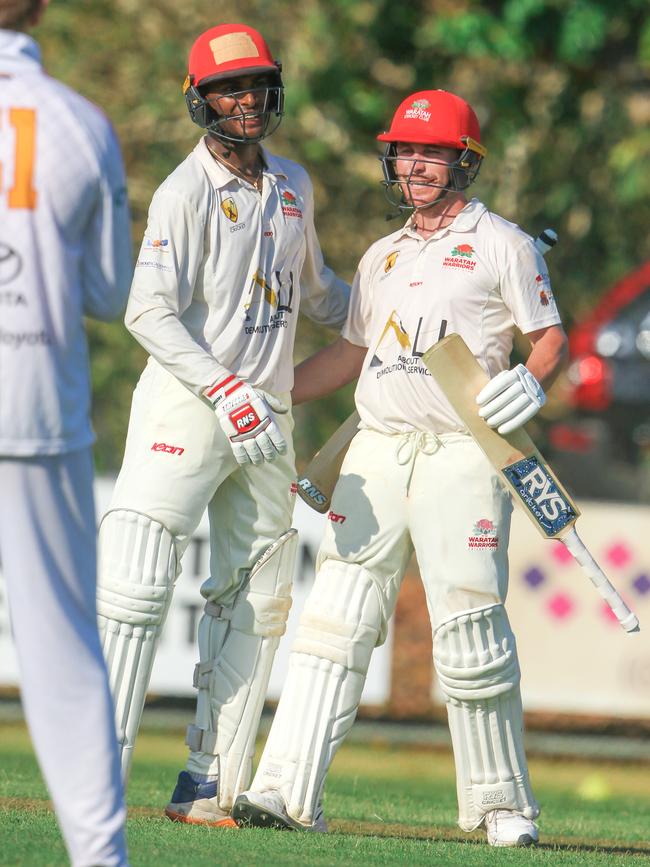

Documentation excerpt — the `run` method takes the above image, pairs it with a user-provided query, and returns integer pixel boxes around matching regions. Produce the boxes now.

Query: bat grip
[561,527,640,633]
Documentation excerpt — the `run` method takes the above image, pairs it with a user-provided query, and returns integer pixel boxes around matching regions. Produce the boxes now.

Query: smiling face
[202,72,279,141]
[394,142,461,208]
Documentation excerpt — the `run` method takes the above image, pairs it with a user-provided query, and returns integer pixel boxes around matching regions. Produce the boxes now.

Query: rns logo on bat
[297,477,327,506]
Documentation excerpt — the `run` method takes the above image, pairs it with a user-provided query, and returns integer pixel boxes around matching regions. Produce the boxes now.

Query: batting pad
[97,510,178,780]
[250,559,383,826]
[433,603,540,830]
[185,529,297,808]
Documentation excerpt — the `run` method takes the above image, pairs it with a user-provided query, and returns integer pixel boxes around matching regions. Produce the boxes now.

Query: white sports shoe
[232,789,327,832]
[485,810,539,847]
[164,771,237,827]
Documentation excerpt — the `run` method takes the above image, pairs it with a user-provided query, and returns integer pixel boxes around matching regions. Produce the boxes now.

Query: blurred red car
[567,260,650,420]
[547,261,650,498]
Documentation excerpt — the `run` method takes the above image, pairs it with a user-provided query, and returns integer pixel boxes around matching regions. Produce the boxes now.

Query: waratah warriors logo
[405,99,432,122]
[281,189,303,218]
[450,243,474,258]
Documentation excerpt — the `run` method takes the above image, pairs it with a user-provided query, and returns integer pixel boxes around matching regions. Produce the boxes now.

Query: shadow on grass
[331,819,650,856]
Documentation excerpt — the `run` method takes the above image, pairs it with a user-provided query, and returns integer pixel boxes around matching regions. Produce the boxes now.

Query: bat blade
[422,333,639,633]
[295,410,361,513]
[423,333,578,538]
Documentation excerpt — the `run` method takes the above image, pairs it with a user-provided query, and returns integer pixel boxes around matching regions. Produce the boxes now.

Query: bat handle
[561,527,640,633]
[534,228,558,255]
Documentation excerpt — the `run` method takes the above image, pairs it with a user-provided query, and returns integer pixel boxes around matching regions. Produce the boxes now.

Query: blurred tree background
[35,0,650,472]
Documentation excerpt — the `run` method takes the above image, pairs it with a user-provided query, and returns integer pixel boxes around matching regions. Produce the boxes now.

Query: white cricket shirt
[126,138,349,396]
[0,30,132,456]
[343,199,562,434]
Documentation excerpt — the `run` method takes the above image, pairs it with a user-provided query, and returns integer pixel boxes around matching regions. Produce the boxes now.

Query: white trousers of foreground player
[97,359,296,804]
[0,450,127,867]
[240,428,539,832]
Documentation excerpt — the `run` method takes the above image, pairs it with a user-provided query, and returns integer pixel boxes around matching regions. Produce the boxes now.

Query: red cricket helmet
[377,89,482,149]
[378,89,487,211]
[183,24,284,144]
[187,23,280,87]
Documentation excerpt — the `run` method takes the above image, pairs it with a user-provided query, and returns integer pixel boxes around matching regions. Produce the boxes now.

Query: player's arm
[292,336,366,405]
[295,172,350,329]
[523,323,568,389]
[125,189,229,393]
[81,123,132,321]
[127,190,286,465]
[476,234,567,435]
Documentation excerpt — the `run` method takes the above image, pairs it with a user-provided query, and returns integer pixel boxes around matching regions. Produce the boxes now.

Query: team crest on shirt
[280,189,303,219]
[221,198,238,223]
[384,251,399,273]
[443,243,476,271]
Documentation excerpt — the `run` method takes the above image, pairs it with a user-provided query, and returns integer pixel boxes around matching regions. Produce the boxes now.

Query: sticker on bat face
[297,477,327,507]
[502,456,576,537]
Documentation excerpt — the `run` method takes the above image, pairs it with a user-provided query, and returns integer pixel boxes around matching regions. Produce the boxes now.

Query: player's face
[394,143,459,207]
[203,73,275,139]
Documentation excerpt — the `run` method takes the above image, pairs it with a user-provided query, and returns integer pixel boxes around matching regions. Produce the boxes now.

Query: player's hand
[205,375,288,465]
[475,364,546,435]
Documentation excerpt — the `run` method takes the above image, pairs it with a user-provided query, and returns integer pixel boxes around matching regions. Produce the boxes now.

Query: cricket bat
[295,410,361,513]
[422,333,639,634]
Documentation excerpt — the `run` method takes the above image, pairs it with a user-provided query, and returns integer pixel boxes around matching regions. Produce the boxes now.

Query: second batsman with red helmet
[95,23,349,825]
[233,90,568,845]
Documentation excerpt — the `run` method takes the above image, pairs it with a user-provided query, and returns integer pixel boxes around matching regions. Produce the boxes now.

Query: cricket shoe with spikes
[232,789,327,832]
[164,770,238,827]
[485,809,539,847]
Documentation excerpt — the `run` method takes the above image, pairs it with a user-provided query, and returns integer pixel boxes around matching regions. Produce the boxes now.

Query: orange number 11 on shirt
[1,107,37,209]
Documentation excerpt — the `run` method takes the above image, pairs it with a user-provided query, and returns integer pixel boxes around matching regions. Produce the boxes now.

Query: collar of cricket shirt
[397,197,487,242]
[0,30,42,69]
[196,138,288,192]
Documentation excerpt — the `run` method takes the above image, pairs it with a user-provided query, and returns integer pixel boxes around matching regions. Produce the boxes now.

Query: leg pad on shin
[187,529,297,809]
[251,559,384,826]
[433,603,539,831]
[97,510,178,779]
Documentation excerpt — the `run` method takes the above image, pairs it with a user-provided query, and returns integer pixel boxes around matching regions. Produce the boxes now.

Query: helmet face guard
[184,73,284,144]
[380,136,485,211]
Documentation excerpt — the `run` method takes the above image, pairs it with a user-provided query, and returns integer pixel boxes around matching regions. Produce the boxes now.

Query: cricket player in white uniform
[234,89,568,846]
[95,23,349,825]
[0,2,131,865]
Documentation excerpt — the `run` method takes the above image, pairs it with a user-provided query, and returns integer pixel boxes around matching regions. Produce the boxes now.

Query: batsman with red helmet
[95,23,349,825]
[234,90,568,846]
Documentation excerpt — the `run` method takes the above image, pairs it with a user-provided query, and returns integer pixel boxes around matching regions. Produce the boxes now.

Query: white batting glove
[475,364,546,435]
[205,375,288,466]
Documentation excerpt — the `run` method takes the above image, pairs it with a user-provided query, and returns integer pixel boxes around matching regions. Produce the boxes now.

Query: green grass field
[1,720,649,866]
